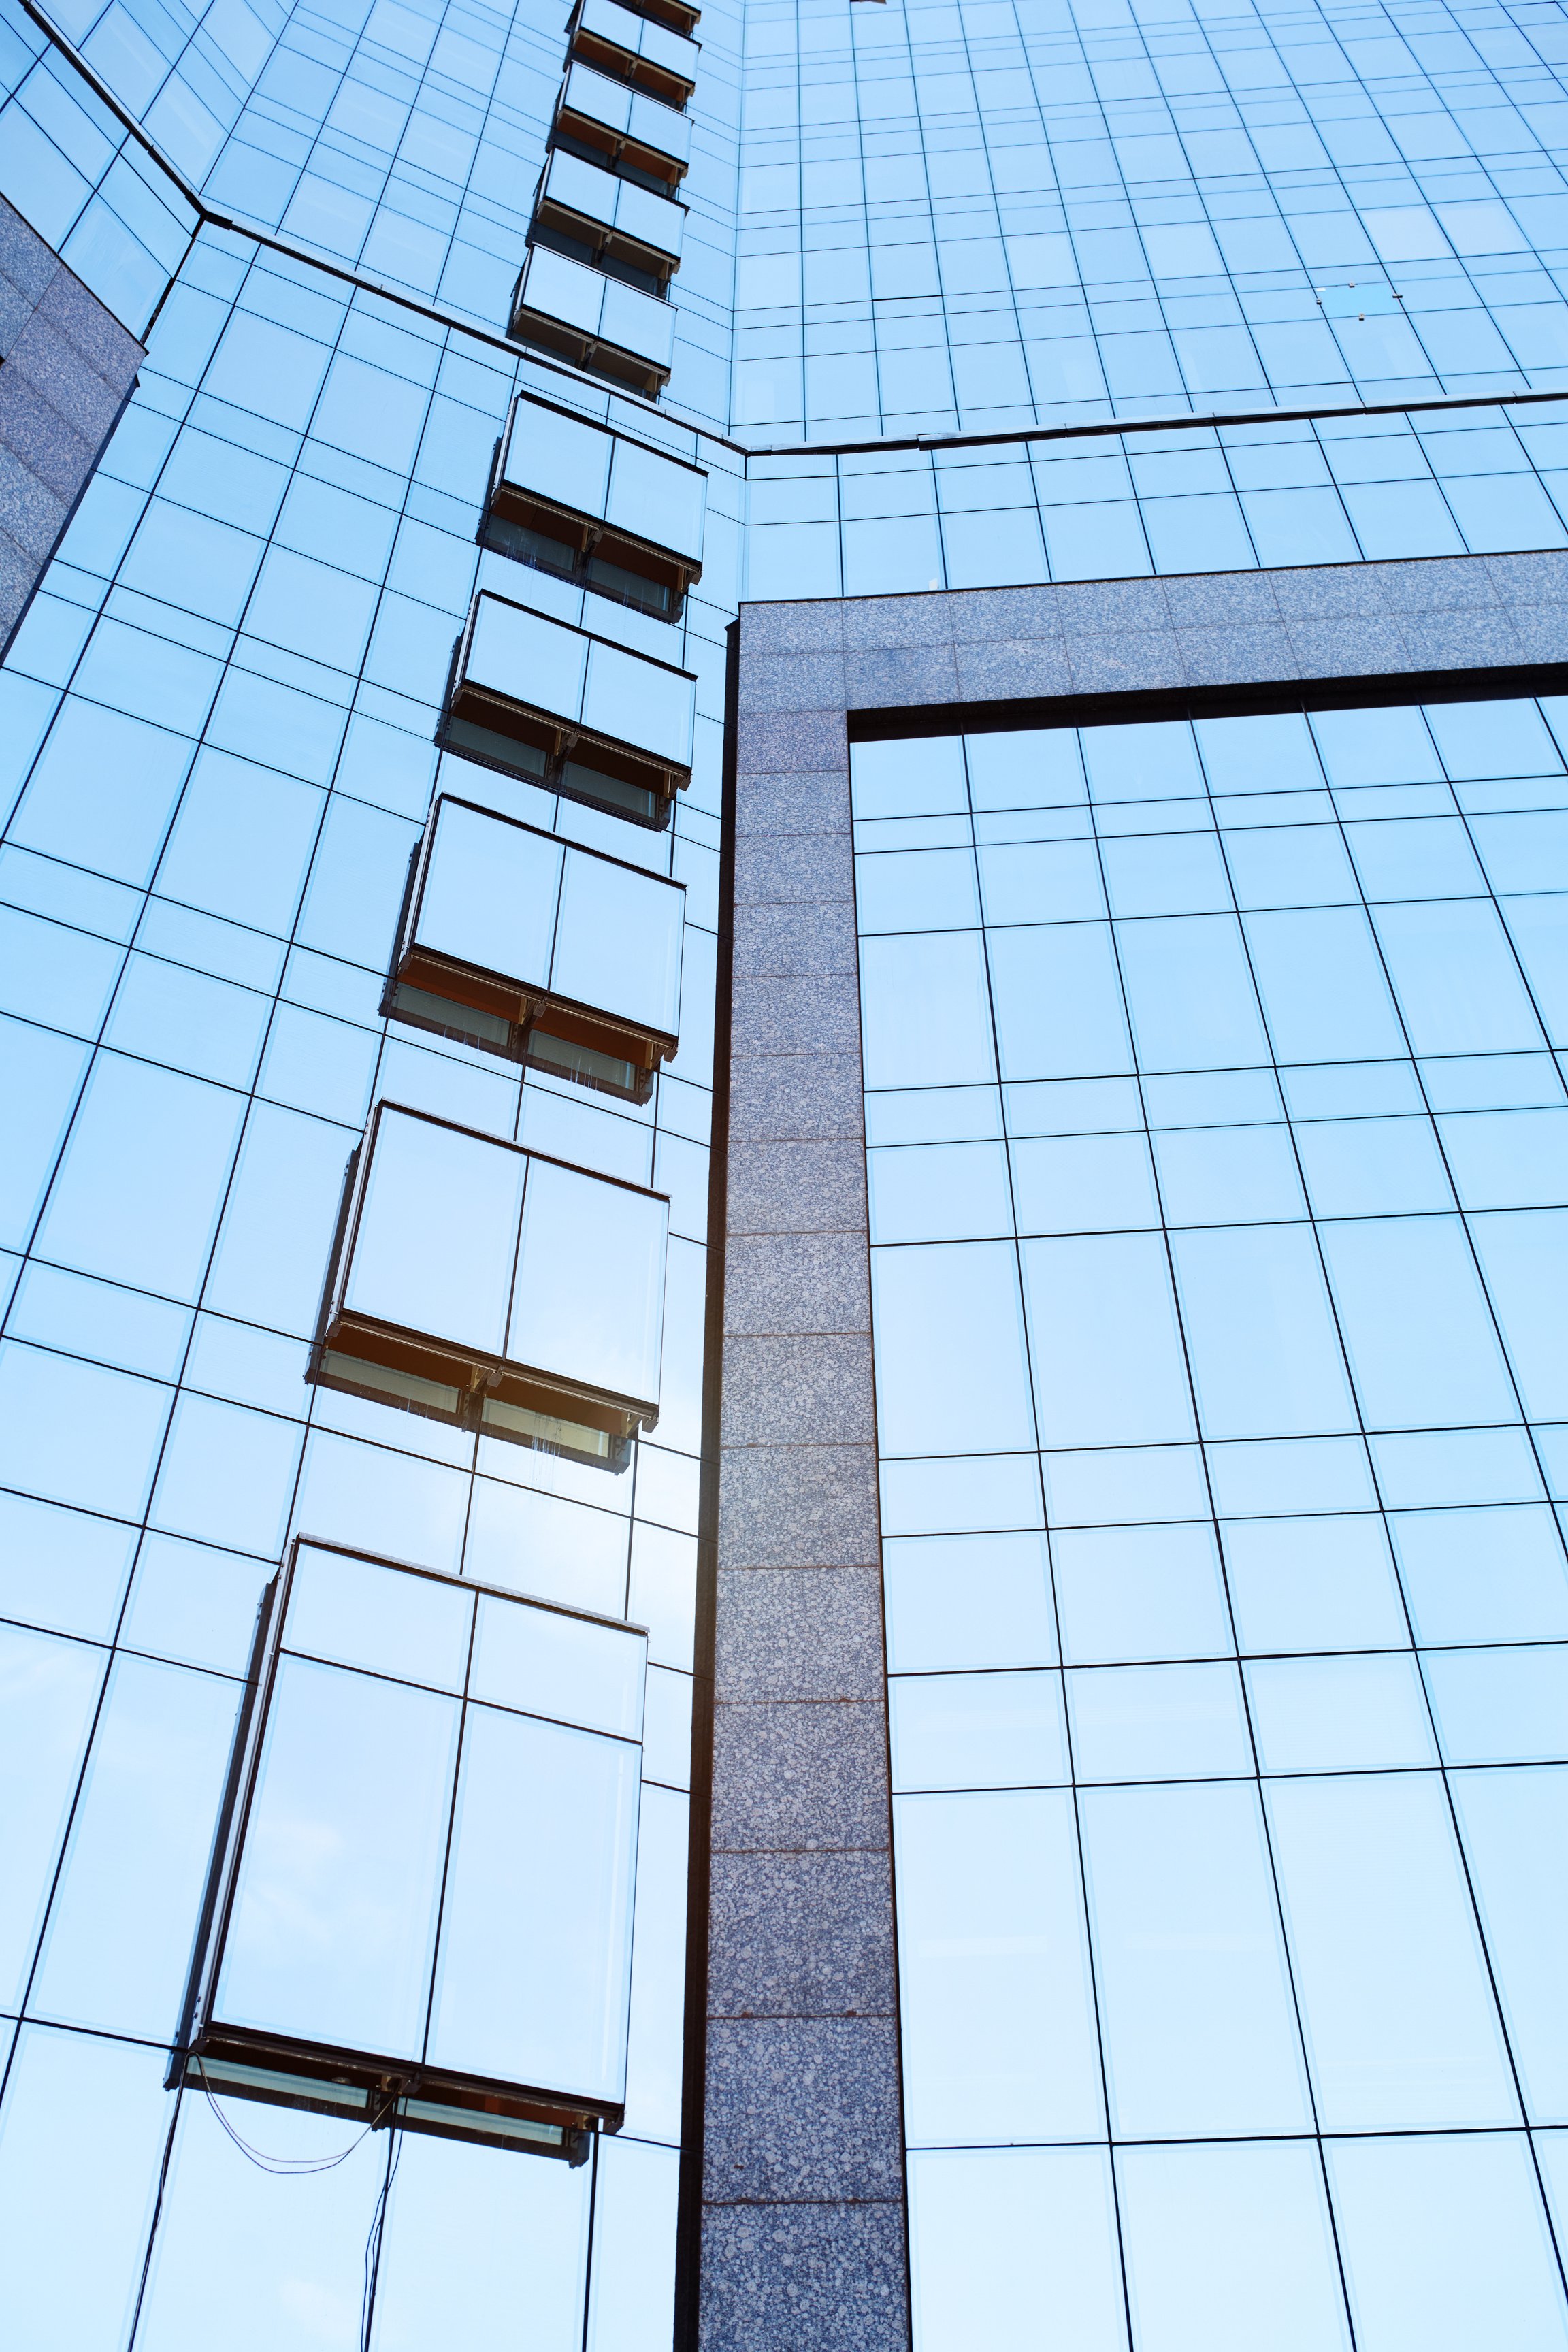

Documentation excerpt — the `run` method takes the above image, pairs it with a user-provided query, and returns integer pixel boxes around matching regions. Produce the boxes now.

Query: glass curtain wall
[732,0,1568,442]
[6,0,1568,2337]
[853,706,1568,2351]
[0,199,730,2352]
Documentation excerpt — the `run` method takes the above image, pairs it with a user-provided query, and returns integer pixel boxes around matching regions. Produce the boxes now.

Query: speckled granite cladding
[0,196,144,657]
[701,619,911,2351]
[735,546,1568,717]
[699,548,1562,2350]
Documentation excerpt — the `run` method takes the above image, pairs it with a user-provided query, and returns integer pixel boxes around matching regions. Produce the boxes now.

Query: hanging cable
[194,2059,390,2176]
[360,2121,402,2352]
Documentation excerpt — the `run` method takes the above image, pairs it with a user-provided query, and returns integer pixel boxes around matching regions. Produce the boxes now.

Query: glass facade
[2,0,1568,2336]
[855,706,1568,2348]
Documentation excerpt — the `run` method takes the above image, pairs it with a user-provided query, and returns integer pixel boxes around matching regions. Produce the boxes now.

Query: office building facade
[1,0,1567,2341]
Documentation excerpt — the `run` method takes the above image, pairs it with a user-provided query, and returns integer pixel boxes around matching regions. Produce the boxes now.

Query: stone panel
[0,197,144,657]
[697,546,1553,2352]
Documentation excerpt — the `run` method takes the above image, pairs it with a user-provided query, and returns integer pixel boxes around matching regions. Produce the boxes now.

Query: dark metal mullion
[1082,729,1366,2343]
[415,1588,482,2074]
[1306,713,1568,2302]
[965,734,1135,2351]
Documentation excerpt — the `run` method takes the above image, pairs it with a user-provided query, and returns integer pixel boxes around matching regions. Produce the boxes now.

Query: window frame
[309,1100,670,1467]
[384,792,685,1100]
[172,1535,648,2161]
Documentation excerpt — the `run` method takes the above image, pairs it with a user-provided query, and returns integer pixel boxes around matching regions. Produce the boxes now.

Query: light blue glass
[909,2147,1128,2352]
[1267,1771,1519,2131]
[1328,2134,1568,2352]
[1224,1514,1410,1655]
[1118,2141,1352,2352]
[372,2132,592,2352]
[891,1670,1069,1793]
[218,1655,461,2060]
[1022,1233,1196,1450]
[0,2027,172,2352]
[1051,1522,1232,1667]
[1452,1766,1568,2125]
[987,924,1132,1081]
[1067,1661,1252,1783]
[1171,1225,1355,1441]
[1081,1779,1313,2138]
[872,1241,1036,1458]
[883,1533,1057,1674]
[895,1788,1105,2145]
[427,1707,640,2101]
[868,1141,1014,1244]
[1392,1505,1568,1646]
[1247,1653,1437,1774]
[135,2093,391,2352]
[29,1651,240,2039]
[1320,1216,1521,1430]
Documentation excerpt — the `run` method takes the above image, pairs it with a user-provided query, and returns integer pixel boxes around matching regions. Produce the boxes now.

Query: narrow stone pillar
[696,603,911,2351]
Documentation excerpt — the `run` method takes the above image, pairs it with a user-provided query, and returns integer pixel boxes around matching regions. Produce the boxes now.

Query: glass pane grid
[858,705,1568,2348]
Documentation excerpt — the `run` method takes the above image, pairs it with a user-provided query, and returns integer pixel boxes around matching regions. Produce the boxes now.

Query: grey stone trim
[736,548,1568,723]
[0,195,144,657]
[700,659,911,2349]
[700,544,1563,2351]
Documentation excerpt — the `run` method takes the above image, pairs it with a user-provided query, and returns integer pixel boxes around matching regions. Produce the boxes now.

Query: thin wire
[361,2123,402,2352]
[194,2060,389,2176]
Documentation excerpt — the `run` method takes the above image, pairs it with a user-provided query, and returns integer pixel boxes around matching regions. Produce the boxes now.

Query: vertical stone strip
[697,604,911,2351]
[0,195,145,657]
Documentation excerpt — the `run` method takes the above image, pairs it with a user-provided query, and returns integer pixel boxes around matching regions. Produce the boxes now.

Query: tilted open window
[510,244,674,399]
[311,1103,669,1467]
[387,794,684,1100]
[567,0,699,109]
[484,392,705,621]
[554,60,691,188]
[444,589,696,828]
[616,0,698,38]
[531,149,685,301]
[175,1538,645,2160]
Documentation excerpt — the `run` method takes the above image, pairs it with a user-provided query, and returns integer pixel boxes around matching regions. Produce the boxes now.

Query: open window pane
[570,0,700,109]
[314,1105,669,1465]
[553,839,684,1041]
[427,1708,641,2101]
[178,1541,647,2158]
[389,797,683,1099]
[606,436,705,567]
[508,1154,668,1411]
[340,1107,523,1359]
[216,1654,460,2061]
[409,799,564,999]
[445,592,696,826]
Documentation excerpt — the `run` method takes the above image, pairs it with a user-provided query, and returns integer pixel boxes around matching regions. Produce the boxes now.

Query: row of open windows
[197,348,708,2166]
[511,0,702,391]
[202,810,685,2140]
[438,391,707,838]
[339,768,685,1458]
[187,561,691,2153]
